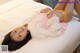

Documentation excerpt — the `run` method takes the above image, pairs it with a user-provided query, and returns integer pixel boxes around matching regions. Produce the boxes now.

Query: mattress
[0,0,80,53]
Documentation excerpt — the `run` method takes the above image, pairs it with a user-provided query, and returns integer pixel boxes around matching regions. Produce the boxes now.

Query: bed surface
[0,0,80,53]
[9,17,80,53]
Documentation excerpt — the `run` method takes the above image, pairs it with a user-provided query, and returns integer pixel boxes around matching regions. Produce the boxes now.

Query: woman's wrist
[53,10,64,22]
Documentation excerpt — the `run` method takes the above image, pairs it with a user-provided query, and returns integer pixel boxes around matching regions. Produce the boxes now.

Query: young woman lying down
[2,24,32,51]
[1,0,80,51]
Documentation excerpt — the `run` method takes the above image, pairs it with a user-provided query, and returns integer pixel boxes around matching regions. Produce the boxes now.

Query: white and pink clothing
[28,12,67,39]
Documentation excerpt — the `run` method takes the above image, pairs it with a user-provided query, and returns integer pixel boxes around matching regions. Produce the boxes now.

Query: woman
[1,0,80,51]
[40,0,80,22]
[1,24,32,51]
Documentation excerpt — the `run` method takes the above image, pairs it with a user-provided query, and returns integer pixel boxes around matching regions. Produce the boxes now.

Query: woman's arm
[74,0,80,16]
[54,0,68,10]
[62,0,74,22]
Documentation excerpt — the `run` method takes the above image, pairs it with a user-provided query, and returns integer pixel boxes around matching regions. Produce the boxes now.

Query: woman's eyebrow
[24,24,28,27]
[14,31,17,33]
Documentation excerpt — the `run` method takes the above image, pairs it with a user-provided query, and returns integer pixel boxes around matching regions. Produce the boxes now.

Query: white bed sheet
[0,0,80,53]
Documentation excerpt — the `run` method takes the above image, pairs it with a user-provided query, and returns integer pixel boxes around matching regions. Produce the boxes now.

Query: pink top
[35,13,67,34]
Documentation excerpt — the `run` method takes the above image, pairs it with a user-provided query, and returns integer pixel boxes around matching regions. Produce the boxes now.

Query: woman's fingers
[47,10,53,19]
[40,8,54,19]
[53,10,64,17]
[40,8,51,13]
[53,10,64,22]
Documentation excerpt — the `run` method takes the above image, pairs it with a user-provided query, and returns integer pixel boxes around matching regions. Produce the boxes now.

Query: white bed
[0,0,80,53]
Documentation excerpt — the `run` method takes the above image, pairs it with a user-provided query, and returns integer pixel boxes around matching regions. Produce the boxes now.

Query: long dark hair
[1,30,32,51]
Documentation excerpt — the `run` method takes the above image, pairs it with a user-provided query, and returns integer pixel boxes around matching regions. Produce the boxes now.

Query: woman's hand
[40,8,53,19]
[53,10,65,22]
[40,8,51,13]
[54,9,72,23]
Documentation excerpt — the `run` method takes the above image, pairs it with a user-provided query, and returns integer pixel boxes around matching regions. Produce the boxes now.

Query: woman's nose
[17,28,23,34]
[19,35,21,37]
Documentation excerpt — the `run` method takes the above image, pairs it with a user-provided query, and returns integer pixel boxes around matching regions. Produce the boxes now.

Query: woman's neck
[0,0,12,5]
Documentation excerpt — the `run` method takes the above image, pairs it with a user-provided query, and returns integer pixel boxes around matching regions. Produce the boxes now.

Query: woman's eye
[14,31,17,33]
[24,24,28,27]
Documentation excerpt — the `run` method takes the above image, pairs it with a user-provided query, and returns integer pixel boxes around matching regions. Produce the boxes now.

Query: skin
[74,0,80,22]
[40,0,80,22]
[75,0,80,16]
[10,24,28,42]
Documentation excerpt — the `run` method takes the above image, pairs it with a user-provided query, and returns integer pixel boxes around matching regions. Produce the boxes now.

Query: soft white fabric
[0,0,80,53]
[28,13,63,39]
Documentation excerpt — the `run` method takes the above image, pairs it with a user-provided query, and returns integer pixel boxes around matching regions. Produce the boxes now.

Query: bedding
[0,0,80,53]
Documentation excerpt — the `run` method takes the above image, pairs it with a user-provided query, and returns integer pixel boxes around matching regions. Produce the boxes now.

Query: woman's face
[10,24,28,42]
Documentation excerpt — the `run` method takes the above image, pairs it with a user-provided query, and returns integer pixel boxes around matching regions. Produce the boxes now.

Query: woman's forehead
[11,24,28,33]
[13,27,21,31]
